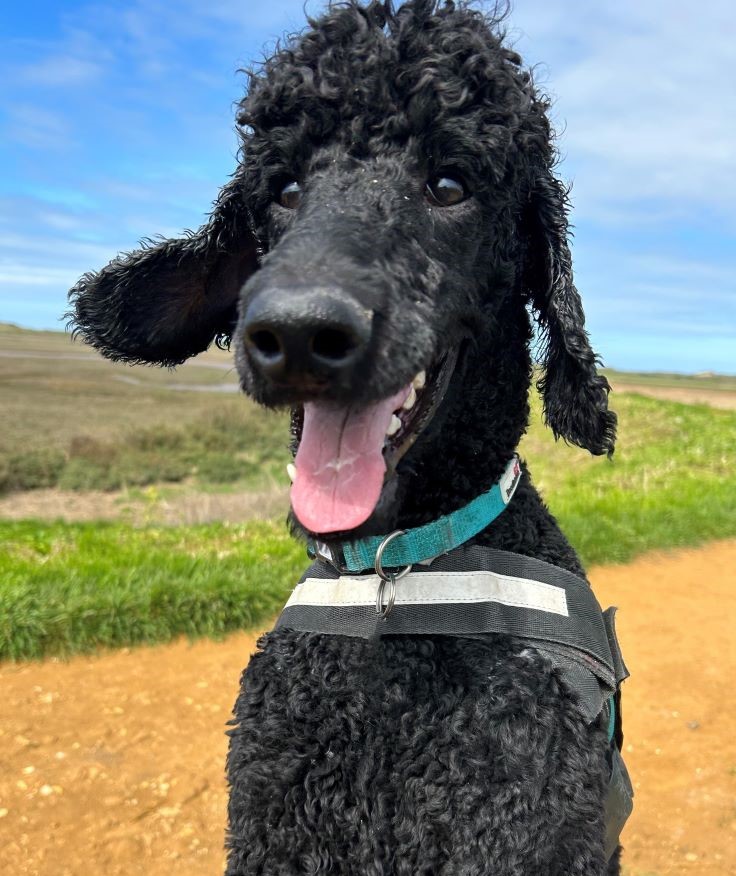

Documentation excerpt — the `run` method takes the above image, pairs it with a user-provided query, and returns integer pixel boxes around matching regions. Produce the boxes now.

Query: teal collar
[309,455,521,573]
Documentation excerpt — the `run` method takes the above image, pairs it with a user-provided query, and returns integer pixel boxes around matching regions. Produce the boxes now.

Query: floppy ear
[521,173,617,456]
[68,172,258,366]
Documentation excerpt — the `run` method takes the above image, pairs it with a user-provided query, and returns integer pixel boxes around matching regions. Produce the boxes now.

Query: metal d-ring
[374,530,412,618]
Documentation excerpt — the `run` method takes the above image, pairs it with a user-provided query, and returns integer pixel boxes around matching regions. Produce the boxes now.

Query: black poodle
[69,2,629,873]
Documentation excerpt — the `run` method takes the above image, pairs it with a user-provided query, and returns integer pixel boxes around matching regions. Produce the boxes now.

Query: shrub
[0,449,66,493]
[58,458,119,491]
[0,402,291,496]
[125,425,187,453]
[59,452,192,491]
[196,452,248,484]
[68,435,117,466]
[111,452,191,487]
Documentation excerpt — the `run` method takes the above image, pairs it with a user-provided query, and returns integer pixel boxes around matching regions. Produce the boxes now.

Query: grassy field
[0,322,291,494]
[0,322,239,453]
[0,520,301,662]
[1,323,735,659]
[524,393,736,564]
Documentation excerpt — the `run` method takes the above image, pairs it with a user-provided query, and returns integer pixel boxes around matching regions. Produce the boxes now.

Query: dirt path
[0,485,289,525]
[613,382,736,410]
[1,542,735,876]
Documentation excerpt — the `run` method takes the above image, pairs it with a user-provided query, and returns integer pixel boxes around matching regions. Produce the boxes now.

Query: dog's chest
[226,630,609,874]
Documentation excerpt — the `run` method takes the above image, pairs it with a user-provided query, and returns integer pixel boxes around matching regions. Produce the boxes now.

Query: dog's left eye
[279,181,302,209]
[426,175,468,207]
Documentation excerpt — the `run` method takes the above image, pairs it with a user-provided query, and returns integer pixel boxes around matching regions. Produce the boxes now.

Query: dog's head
[69,0,615,536]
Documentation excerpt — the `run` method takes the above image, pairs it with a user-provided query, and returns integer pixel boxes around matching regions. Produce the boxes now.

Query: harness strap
[277,545,629,723]
[604,742,635,859]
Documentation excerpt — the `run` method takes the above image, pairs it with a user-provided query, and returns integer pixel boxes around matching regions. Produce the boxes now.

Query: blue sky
[1,0,734,373]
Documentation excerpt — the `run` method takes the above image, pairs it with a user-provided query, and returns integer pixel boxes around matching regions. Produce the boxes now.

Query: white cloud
[0,232,114,264]
[19,54,105,87]
[2,105,77,150]
[0,264,81,287]
[509,0,736,221]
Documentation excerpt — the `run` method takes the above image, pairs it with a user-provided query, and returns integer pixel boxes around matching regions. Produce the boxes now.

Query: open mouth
[288,350,458,534]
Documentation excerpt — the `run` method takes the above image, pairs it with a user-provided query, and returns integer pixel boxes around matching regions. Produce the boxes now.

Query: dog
[69,2,627,873]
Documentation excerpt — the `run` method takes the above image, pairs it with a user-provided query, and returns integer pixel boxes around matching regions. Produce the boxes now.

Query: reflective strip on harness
[289,570,570,615]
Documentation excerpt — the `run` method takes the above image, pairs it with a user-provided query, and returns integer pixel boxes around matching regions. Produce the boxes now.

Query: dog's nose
[243,287,372,383]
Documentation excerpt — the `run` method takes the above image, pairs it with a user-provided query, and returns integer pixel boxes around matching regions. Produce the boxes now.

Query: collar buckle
[309,539,351,575]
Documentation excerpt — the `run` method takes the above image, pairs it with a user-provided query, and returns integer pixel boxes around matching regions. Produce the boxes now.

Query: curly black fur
[67,1,623,872]
[227,631,612,875]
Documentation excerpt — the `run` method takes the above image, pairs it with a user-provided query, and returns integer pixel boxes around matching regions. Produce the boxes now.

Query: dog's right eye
[279,181,302,209]
[426,175,467,207]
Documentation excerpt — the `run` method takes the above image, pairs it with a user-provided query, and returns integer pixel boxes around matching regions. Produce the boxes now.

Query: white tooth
[387,414,402,436]
[286,463,297,483]
[412,370,426,390]
[402,385,417,410]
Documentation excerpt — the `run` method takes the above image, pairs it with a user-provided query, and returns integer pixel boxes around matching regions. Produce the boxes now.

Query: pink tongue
[291,386,410,533]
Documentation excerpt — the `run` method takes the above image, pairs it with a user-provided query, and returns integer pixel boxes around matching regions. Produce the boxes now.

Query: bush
[196,452,248,484]
[59,451,192,491]
[0,449,66,493]
[111,452,191,487]
[125,425,187,454]
[0,402,291,496]
[68,435,117,466]
[58,458,118,491]
[61,437,118,490]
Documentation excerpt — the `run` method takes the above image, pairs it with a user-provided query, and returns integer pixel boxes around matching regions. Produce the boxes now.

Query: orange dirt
[1,541,735,876]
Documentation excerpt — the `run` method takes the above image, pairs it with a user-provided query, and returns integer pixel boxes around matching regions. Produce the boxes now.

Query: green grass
[523,394,736,565]
[0,520,303,661]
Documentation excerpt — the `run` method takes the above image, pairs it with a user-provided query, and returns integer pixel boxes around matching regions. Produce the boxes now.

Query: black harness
[276,544,633,859]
